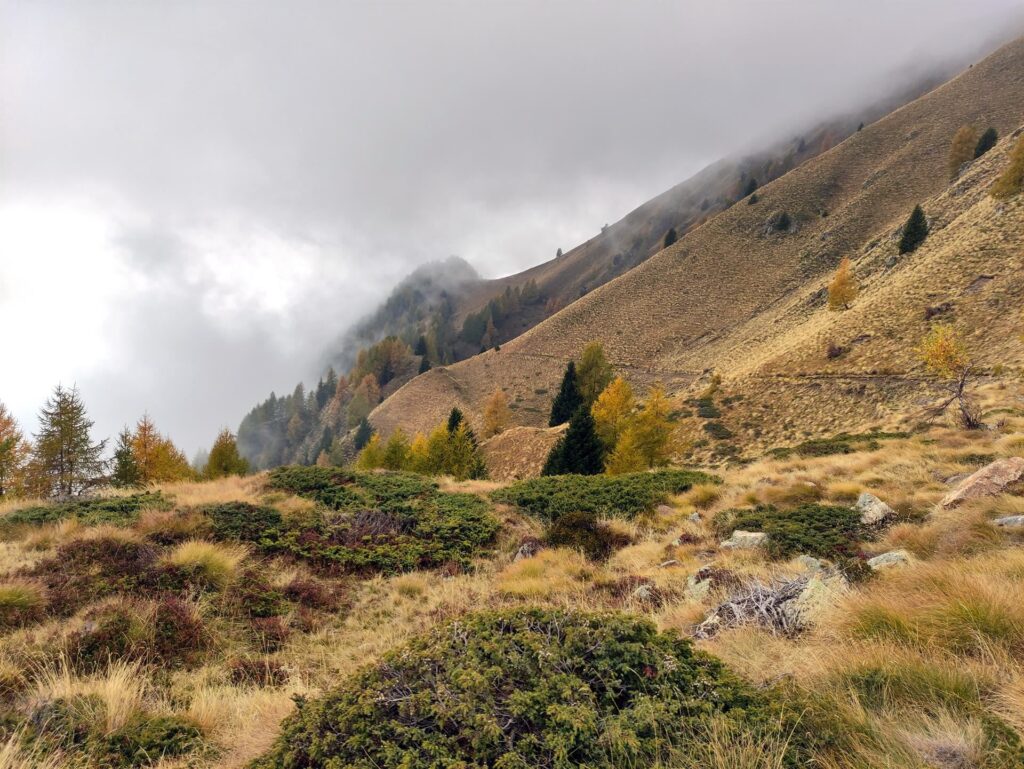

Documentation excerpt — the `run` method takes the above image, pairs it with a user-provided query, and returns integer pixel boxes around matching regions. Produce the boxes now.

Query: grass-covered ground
[0,386,1022,767]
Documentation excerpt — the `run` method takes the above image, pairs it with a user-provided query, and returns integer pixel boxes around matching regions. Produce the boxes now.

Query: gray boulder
[720,530,768,550]
[855,492,895,525]
[993,515,1024,528]
[868,550,911,570]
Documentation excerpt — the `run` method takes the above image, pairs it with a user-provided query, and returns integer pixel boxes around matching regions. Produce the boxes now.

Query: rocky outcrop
[994,515,1024,528]
[940,457,1024,508]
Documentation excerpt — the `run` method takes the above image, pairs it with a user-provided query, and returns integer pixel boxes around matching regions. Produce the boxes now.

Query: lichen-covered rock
[993,515,1024,528]
[855,492,895,525]
[868,550,911,570]
[940,457,1024,508]
[795,554,827,572]
[720,530,767,549]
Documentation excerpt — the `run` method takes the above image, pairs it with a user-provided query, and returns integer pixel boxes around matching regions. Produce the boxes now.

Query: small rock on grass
[855,492,895,525]
[867,550,911,570]
[993,515,1024,528]
[720,530,767,550]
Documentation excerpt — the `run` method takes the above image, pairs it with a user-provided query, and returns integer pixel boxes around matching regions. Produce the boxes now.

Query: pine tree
[898,205,928,254]
[205,429,249,479]
[549,361,583,426]
[827,256,859,311]
[948,125,977,179]
[31,385,106,497]
[742,177,759,197]
[418,356,432,374]
[576,342,613,407]
[973,127,998,159]
[663,227,678,249]
[414,335,428,356]
[447,423,487,480]
[482,389,512,438]
[447,407,465,434]
[353,418,374,451]
[543,406,604,476]
[591,376,635,449]
[0,402,30,498]
[110,427,141,488]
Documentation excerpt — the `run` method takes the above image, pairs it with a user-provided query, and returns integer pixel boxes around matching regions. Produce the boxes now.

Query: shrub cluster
[545,510,630,560]
[265,467,499,574]
[713,503,866,560]
[492,469,717,522]
[768,430,909,460]
[1,492,167,530]
[250,608,806,769]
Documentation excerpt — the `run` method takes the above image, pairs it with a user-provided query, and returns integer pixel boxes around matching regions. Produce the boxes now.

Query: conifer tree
[604,427,646,475]
[629,385,676,467]
[482,389,512,438]
[919,324,980,429]
[356,434,385,470]
[0,402,30,498]
[418,356,432,374]
[974,127,998,159]
[131,415,192,483]
[447,407,465,434]
[576,342,613,407]
[543,406,604,476]
[414,335,428,356]
[110,427,141,488]
[408,432,430,473]
[991,136,1024,200]
[205,429,249,479]
[353,417,374,451]
[382,429,411,471]
[663,227,677,248]
[827,256,859,311]
[948,125,978,179]
[591,376,635,449]
[31,385,106,497]
[549,361,583,426]
[446,423,487,480]
[898,205,928,254]
[742,177,759,197]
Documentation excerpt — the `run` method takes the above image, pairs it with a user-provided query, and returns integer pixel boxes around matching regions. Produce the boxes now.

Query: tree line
[0,385,248,500]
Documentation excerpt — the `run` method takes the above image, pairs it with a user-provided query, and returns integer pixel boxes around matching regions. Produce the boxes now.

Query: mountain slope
[369,37,1024,457]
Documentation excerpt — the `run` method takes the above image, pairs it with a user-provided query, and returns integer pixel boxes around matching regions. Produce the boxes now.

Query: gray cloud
[2,0,1023,454]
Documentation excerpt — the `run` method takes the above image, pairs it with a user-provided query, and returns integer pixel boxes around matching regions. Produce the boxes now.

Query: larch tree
[205,429,249,479]
[576,342,613,407]
[948,125,977,179]
[382,429,411,471]
[827,256,859,311]
[991,135,1024,200]
[355,434,385,470]
[629,385,676,468]
[549,361,583,426]
[919,324,981,429]
[446,422,487,480]
[110,427,141,488]
[30,384,106,497]
[482,389,512,438]
[591,376,635,449]
[0,402,30,498]
[353,417,374,451]
[131,415,193,483]
[604,427,647,475]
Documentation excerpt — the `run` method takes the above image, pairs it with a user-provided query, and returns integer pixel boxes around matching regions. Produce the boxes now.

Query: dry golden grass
[163,540,247,589]
[157,474,265,508]
[32,657,148,734]
[496,548,596,599]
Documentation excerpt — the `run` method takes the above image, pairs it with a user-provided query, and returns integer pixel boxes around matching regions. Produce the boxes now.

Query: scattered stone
[868,550,911,570]
[785,572,849,627]
[513,538,543,562]
[795,554,827,572]
[940,457,1024,508]
[657,559,680,569]
[685,577,712,601]
[671,531,700,547]
[655,504,675,517]
[993,515,1024,528]
[943,472,971,486]
[720,530,768,550]
[688,512,701,524]
[855,492,895,526]
[629,583,662,608]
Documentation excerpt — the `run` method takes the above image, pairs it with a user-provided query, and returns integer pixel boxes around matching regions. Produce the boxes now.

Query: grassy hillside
[370,38,1024,459]
[1,382,1023,767]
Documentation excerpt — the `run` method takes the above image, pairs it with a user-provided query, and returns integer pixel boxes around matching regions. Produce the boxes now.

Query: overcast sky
[2,1,1022,456]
